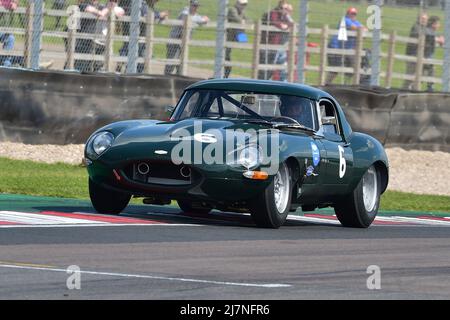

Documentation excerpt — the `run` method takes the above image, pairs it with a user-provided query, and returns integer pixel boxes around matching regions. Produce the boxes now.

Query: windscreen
[172,89,317,130]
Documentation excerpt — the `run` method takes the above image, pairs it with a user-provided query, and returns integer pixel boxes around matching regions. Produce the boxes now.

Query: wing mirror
[165,106,175,118]
[322,116,337,125]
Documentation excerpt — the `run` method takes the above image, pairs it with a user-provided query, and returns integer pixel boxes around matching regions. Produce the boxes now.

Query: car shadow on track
[33,203,341,228]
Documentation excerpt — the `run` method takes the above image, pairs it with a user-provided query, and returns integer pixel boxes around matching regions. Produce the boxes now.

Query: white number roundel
[338,145,346,178]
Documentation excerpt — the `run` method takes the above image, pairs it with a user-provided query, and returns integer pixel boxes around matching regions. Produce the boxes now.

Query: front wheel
[334,165,381,228]
[249,162,292,228]
[89,178,131,215]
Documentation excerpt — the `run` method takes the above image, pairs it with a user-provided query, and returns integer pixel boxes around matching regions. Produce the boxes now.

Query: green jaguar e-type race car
[85,79,389,228]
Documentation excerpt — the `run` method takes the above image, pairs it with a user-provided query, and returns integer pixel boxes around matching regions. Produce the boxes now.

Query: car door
[318,99,353,194]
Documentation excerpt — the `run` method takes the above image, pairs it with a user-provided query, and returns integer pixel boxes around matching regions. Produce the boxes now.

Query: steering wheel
[268,116,301,125]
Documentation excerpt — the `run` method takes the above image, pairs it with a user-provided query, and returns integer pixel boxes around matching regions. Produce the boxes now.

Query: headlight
[238,145,261,169]
[92,132,114,155]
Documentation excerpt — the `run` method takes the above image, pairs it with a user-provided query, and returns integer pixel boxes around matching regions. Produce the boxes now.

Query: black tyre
[249,162,292,228]
[89,178,131,215]
[177,200,212,215]
[334,165,381,228]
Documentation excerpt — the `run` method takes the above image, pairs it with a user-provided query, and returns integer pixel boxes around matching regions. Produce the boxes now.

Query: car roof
[185,79,334,101]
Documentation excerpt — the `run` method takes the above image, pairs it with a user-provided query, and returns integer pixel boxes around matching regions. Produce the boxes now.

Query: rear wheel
[177,200,212,215]
[334,165,381,228]
[89,178,131,215]
[250,162,292,228]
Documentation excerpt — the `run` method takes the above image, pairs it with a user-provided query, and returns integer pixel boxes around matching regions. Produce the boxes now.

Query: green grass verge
[0,157,448,213]
[0,157,87,199]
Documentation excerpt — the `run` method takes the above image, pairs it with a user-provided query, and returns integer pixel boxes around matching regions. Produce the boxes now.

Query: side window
[205,99,220,117]
[319,100,341,141]
[179,91,200,120]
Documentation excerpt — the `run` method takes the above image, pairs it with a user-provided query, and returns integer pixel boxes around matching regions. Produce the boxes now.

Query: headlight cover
[238,145,261,169]
[91,132,114,155]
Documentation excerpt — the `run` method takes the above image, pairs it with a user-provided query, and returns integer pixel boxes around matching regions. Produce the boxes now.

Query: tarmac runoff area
[0,194,450,299]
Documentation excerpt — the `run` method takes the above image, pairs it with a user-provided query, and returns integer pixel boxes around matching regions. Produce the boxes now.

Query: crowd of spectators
[0,0,446,89]
[403,12,444,91]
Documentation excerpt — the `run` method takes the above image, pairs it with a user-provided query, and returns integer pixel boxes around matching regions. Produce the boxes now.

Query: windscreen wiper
[243,119,275,127]
[272,123,316,133]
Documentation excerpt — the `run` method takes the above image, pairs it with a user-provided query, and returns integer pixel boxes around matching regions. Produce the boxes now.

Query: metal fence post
[296,0,308,84]
[370,0,382,86]
[385,30,396,88]
[66,5,79,70]
[144,10,155,74]
[127,0,142,74]
[31,0,44,69]
[353,28,363,85]
[24,2,34,68]
[214,0,228,78]
[318,25,328,86]
[104,9,116,72]
[442,0,450,92]
[414,32,425,90]
[179,14,192,76]
[287,25,296,82]
[251,20,261,79]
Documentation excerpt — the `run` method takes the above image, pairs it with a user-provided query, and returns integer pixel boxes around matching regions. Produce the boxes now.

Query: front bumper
[87,159,271,202]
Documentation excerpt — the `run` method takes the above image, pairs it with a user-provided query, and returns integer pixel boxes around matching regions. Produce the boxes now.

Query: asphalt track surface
[1,194,450,300]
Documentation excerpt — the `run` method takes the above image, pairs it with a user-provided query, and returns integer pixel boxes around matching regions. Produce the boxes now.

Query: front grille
[123,161,196,186]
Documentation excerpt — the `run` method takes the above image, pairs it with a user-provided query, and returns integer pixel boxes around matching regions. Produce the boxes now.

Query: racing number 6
[338,145,346,178]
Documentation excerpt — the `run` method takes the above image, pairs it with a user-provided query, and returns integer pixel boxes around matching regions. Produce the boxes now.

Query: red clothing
[261,8,289,45]
[0,0,18,10]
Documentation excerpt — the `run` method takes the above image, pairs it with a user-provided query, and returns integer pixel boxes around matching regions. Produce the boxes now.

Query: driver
[279,96,313,129]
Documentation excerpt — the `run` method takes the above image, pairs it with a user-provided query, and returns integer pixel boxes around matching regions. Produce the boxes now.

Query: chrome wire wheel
[274,163,290,214]
[362,165,378,212]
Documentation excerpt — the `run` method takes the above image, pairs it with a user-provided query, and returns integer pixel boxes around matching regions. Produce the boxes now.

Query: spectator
[403,13,428,90]
[0,0,17,11]
[52,0,66,30]
[273,3,295,81]
[72,0,124,72]
[0,0,24,28]
[281,3,294,29]
[117,0,168,73]
[326,7,366,85]
[0,32,14,67]
[423,16,444,92]
[147,0,169,21]
[258,0,294,80]
[164,0,209,75]
[224,0,248,78]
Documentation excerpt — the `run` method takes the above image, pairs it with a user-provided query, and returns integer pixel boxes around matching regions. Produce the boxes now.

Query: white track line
[0,264,291,288]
